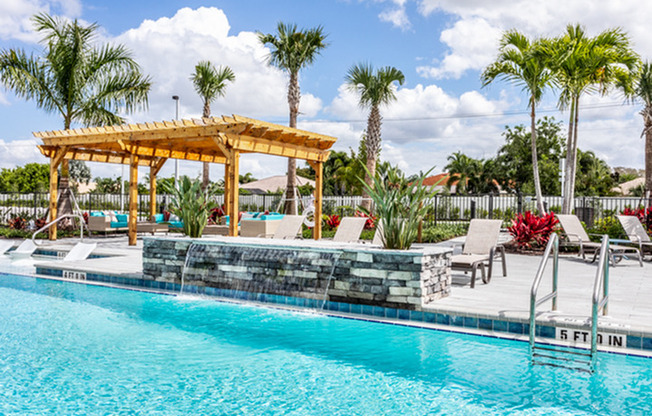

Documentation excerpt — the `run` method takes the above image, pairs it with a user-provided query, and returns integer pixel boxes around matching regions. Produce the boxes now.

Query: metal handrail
[529,233,559,353]
[591,235,610,367]
[31,214,89,245]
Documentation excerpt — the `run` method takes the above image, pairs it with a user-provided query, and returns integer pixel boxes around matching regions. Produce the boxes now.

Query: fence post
[434,194,439,226]
[488,194,494,219]
[517,191,523,214]
[33,192,37,219]
[470,200,476,219]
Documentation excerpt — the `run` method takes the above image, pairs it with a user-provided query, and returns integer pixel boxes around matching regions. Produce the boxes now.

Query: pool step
[531,343,593,373]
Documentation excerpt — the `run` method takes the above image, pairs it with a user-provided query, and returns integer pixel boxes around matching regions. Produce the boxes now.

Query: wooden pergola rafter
[35,114,336,245]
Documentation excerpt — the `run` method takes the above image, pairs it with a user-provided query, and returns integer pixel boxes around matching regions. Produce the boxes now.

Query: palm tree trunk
[361,106,382,212]
[202,102,211,191]
[284,71,300,215]
[562,97,576,214]
[58,117,73,217]
[646,112,652,207]
[530,100,545,215]
[569,95,580,211]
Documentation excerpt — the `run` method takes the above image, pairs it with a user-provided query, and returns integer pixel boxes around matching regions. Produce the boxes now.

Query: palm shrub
[360,166,436,250]
[160,177,218,238]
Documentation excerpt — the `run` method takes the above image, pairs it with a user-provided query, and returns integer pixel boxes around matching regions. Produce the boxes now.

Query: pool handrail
[529,233,559,352]
[591,235,610,368]
[32,214,90,245]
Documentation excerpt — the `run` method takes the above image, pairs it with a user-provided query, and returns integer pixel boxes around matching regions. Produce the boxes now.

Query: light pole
[172,95,180,188]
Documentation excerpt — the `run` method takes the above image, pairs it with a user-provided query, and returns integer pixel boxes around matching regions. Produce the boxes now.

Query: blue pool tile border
[30,267,652,354]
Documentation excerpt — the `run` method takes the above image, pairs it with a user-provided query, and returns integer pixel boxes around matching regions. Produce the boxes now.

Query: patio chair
[9,239,38,258]
[617,215,652,260]
[451,219,506,288]
[333,217,368,243]
[556,214,642,266]
[259,215,305,239]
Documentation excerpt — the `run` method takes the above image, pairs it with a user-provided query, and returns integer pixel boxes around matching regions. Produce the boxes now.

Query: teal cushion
[115,214,128,222]
[169,221,184,228]
[110,221,128,228]
[154,213,164,223]
[90,212,103,217]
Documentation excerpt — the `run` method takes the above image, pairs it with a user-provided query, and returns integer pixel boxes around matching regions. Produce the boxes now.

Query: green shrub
[160,177,218,238]
[589,217,624,239]
[421,222,469,243]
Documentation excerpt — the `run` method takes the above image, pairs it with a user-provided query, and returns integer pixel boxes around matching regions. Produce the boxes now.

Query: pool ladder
[529,234,610,373]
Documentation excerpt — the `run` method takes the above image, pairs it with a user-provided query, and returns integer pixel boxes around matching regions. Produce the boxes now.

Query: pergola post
[149,158,167,221]
[128,154,139,246]
[47,147,67,241]
[224,162,232,219]
[228,150,240,237]
[48,156,59,240]
[308,160,323,240]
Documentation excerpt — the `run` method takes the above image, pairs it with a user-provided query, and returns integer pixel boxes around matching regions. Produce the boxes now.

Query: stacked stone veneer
[142,237,452,310]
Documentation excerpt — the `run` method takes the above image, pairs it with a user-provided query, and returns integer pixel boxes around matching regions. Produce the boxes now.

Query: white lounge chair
[451,219,506,288]
[62,242,97,262]
[557,214,642,266]
[0,240,15,255]
[9,239,38,258]
[333,217,368,243]
[259,215,305,239]
[617,215,652,260]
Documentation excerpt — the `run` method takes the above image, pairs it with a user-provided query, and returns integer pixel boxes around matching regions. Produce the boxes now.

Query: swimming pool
[1,272,651,415]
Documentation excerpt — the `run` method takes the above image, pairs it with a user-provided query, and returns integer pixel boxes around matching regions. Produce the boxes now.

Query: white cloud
[116,7,322,125]
[0,0,82,42]
[416,0,652,80]
[374,0,411,30]
[320,81,509,174]
[417,17,501,79]
[0,138,45,170]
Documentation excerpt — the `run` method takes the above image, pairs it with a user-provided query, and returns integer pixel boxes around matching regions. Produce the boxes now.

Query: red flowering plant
[208,205,225,224]
[35,216,47,229]
[355,211,376,230]
[324,214,341,231]
[82,212,89,224]
[7,215,27,230]
[508,211,559,250]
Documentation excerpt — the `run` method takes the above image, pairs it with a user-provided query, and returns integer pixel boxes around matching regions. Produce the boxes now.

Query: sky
[0,0,649,183]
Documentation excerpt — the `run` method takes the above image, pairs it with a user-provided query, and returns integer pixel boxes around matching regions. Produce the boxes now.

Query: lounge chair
[62,242,97,261]
[0,240,14,255]
[259,215,305,239]
[556,214,642,266]
[371,220,384,246]
[9,239,38,258]
[333,217,367,243]
[617,215,652,260]
[451,219,506,288]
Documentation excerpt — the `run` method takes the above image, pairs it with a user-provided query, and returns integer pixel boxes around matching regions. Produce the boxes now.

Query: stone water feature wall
[142,237,451,310]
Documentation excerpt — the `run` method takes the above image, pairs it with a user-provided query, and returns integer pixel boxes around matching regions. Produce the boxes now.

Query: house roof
[240,175,315,194]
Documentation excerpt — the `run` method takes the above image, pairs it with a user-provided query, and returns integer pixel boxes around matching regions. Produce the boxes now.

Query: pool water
[1,273,651,415]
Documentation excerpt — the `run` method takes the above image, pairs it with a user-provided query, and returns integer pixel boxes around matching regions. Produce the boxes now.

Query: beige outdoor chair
[556,214,642,266]
[371,220,384,246]
[617,215,652,260]
[333,217,368,243]
[259,215,305,239]
[451,219,506,288]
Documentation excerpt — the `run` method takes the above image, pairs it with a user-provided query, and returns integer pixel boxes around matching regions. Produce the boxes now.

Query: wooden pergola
[35,115,337,245]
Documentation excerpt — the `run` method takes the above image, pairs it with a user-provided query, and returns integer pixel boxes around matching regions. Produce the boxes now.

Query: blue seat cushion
[115,214,128,223]
[110,221,128,228]
[153,213,164,223]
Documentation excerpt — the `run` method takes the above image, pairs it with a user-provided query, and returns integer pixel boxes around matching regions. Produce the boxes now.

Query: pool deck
[6,234,652,343]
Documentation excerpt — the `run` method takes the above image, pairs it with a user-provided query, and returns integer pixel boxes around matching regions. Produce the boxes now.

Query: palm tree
[444,151,477,195]
[258,22,328,214]
[190,61,235,190]
[482,30,552,214]
[0,13,150,208]
[632,62,652,203]
[551,24,639,213]
[345,63,404,211]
